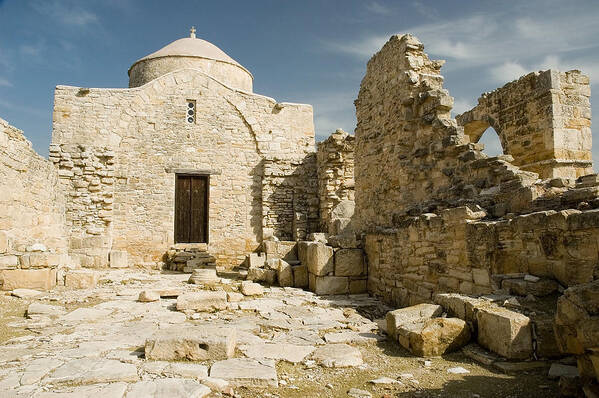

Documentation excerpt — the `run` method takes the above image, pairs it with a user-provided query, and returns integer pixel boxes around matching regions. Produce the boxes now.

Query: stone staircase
[166,243,216,273]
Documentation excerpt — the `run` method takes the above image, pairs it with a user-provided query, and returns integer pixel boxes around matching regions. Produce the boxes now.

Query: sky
[0,0,598,164]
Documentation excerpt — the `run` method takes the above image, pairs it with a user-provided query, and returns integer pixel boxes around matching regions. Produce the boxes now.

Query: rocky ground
[0,270,562,397]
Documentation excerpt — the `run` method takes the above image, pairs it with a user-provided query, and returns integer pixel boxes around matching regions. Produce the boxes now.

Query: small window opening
[478,127,504,157]
[186,100,196,124]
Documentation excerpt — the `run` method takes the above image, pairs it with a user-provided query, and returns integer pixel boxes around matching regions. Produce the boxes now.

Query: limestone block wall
[366,207,599,307]
[262,154,319,241]
[457,70,592,179]
[51,68,315,268]
[354,34,550,233]
[0,117,68,289]
[316,129,355,234]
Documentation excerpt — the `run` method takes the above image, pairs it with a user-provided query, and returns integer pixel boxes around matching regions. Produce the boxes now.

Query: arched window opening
[478,127,504,157]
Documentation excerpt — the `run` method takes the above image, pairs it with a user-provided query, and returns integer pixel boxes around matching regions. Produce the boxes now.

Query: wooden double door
[175,175,209,243]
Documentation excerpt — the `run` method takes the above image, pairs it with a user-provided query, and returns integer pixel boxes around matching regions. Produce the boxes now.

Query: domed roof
[128,28,251,77]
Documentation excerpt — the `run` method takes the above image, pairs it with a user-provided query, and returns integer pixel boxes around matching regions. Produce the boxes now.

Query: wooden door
[175,175,209,243]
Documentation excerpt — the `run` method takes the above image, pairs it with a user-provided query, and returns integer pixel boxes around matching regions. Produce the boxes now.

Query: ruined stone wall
[366,207,599,307]
[457,70,592,180]
[0,117,68,290]
[316,129,355,234]
[354,35,548,233]
[262,154,319,241]
[51,68,315,268]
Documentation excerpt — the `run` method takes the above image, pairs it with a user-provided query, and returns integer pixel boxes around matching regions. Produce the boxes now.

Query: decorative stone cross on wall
[190,26,196,39]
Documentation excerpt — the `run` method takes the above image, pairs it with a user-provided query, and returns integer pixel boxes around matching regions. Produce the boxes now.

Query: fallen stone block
[307,242,334,276]
[240,281,263,296]
[65,270,99,289]
[396,318,471,357]
[433,293,484,326]
[11,288,42,298]
[138,290,160,302]
[188,268,219,284]
[1,268,57,291]
[548,363,580,379]
[476,305,533,359]
[202,377,234,396]
[311,344,363,368]
[247,252,266,268]
[335,248,364,276]
[176,291,228,312]
[386,303,443,339]
[277,260,294,287]
[313,275,348,295]
[209,358,278,387]
[246,267,276,285]
[145,326,236,361]
[227,291,243,302]
[293,265,309,288]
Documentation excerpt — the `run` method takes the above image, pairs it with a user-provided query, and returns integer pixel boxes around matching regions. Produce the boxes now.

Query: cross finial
[190,26,196,39]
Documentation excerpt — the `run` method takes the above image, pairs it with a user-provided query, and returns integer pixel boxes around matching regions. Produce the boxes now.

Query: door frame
[174,173,210,244]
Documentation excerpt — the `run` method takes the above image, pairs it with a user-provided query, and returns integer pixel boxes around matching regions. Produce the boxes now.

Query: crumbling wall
[262,154,319,241]
[354,35,554,233]
[366,207,599,307]
[457,70,592,179]
[316,129,355,234]
[0,117,68,290]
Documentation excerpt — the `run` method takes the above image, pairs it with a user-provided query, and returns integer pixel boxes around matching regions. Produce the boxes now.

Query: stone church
[48,28,318,269]
[2,30,599,387]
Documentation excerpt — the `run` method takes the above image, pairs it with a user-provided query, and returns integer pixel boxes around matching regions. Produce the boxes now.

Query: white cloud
[31,0,98,27]
[451,98,474,116]
[490,61,528,84]
[365,1,390,15]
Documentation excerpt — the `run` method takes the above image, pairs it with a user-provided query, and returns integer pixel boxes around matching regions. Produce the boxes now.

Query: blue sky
[0,0,598,164]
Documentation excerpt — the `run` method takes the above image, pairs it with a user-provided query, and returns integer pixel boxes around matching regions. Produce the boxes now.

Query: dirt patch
[236,342,559,398]
[0,294,31,343]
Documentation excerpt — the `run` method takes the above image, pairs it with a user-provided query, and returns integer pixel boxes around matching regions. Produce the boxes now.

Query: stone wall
[0,117,68,290]
[366,206,599,307]
[316,129,355,234]
[51,68,315,268]
[354,34,549,233]
[457,70,592,179]
[262,154,319,241]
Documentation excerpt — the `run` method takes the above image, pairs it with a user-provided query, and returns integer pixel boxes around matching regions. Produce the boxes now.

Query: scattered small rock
[347,388,372,398]
[369,377,400,385]
[241,281,264,296]
[138,290,159,302]
[447,366,470,374]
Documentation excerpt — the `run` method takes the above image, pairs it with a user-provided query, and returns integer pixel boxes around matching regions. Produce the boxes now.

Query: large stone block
[263,241,297,261]
[396,317,471,357]
[335,248,364,276]
[246,267,276,285]
[293,265,308,289]
[313,276,348,295]
[1,268,57,291]
[247,252,266,268]
[476,306,533,359]
[433,293,485,326]
[297,241,310,266]
[209,358,278,388]
[65,270,99,289]
[145,326,236,361]
[20,253,66,268]
[109,250,128,268]
[386,303,443,340]
[307,242,333,276]
[0,255,18,269]
[176,291,228,312]
[277,260,294,287]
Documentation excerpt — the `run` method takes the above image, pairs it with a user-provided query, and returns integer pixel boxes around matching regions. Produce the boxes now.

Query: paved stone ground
[0,270,561,397]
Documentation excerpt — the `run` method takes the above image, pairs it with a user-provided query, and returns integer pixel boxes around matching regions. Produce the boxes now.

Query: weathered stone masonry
[457,70,592,179]
[0,117,68,290]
